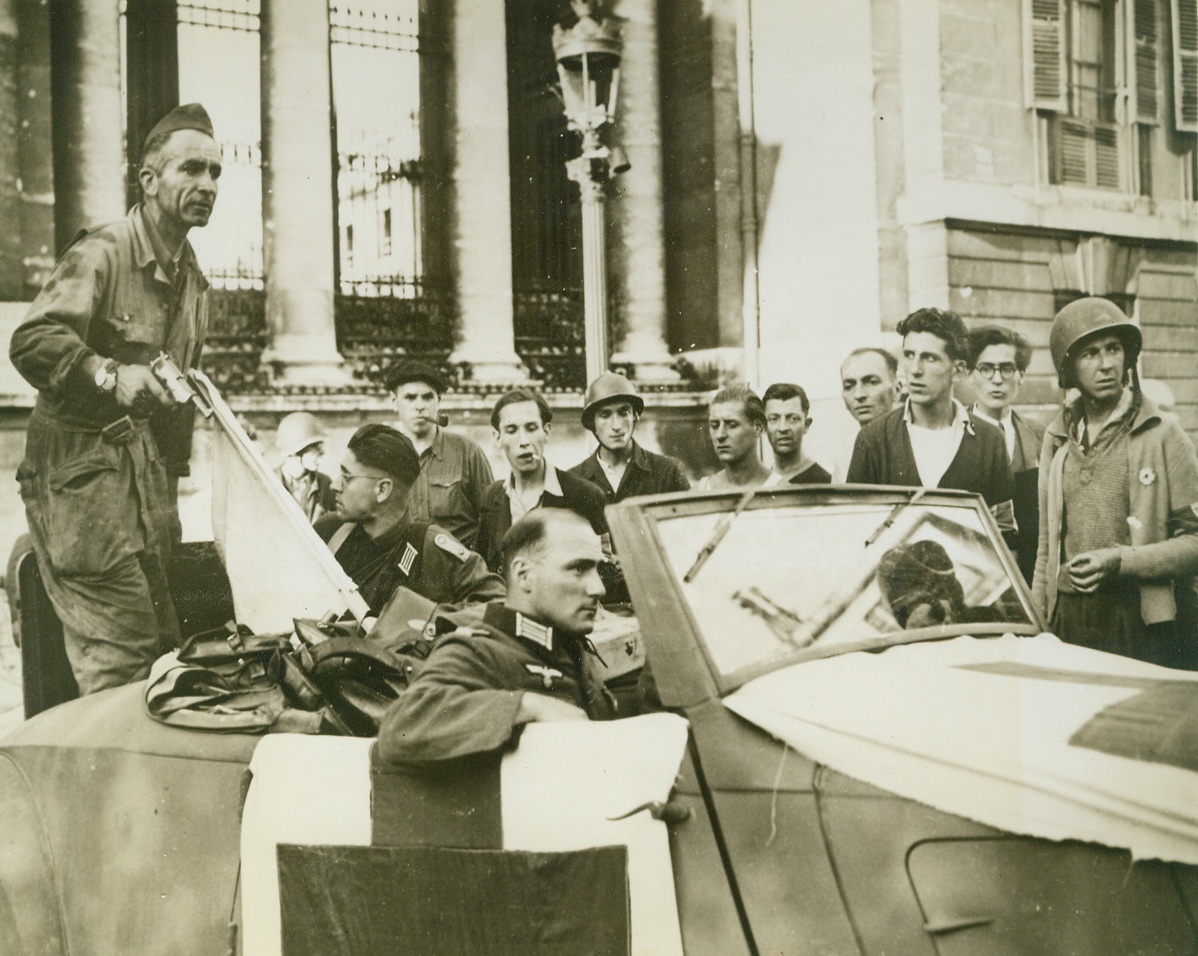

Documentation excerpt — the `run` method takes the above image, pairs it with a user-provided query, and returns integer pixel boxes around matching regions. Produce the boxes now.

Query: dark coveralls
[10,205,208,694]
[376,601,617,766]
[314,515,506,614]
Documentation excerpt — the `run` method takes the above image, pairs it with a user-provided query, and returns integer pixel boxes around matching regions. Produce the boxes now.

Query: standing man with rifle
[10,103,220,694]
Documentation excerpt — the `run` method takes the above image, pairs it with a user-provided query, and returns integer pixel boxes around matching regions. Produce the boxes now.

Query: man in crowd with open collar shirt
[387,359,494,550]
[847,307,1015,537]
[475,389,609,572]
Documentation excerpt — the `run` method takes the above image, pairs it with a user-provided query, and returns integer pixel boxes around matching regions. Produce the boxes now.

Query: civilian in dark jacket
[476,389,609,572]
[966,325,1044,583]
[568,372,690,502]
[847,308,1015,532]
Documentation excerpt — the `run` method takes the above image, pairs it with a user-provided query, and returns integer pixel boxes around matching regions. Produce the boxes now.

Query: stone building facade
[740,0,1198,455]
[0,0,1196,476]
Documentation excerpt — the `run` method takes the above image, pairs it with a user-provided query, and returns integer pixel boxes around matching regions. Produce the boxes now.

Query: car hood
[724,633,1198,864]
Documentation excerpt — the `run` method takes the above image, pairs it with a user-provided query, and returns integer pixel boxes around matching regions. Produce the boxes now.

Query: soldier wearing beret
[315,423,505,613]
[386,359,494,550]
[10,103,221,694]
[378,509,618,767]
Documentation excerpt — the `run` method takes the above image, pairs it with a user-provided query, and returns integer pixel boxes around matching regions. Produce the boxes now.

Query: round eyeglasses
[975,363,1019,381]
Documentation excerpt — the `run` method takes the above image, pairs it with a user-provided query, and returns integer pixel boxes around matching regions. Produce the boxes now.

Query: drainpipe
[735,0,760,390]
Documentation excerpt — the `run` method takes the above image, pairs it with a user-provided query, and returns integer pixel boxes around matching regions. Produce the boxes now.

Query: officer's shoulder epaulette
[433,532,471,563]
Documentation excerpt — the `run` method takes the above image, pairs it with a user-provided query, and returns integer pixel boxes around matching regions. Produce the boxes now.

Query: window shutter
[1030,0,1067,109]
[1174,0,1198,131]
[1058,120,1091,182]
[1055,118,1123,187]
[1133,0,1160,122]
[1094,125,1122,186]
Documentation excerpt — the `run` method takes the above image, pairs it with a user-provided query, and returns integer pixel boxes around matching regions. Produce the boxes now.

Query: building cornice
[898,179,1198,245]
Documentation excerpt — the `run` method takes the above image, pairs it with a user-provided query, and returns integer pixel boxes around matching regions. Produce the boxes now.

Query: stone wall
[939,0,1033,188]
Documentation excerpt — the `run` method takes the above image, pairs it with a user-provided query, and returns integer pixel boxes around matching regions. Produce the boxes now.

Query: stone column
[16,0,54,293]
[259,0,347,385]
[47,0,124,251]
[608,0,678,383]
[445,0,527,384]
[0,0,20,296]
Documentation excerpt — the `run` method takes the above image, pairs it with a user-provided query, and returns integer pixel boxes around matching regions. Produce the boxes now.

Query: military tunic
[314,515,506,614]
[376,602,618,766]
[10,205,209,694]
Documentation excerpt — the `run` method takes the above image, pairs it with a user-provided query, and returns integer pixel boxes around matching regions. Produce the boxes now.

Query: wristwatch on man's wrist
[94,359,119,394]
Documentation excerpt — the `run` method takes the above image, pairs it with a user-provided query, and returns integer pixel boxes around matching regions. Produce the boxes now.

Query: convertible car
[2,480,1197,955]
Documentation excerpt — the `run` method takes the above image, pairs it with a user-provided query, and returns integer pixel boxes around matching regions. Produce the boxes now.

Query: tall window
[330,1,423,297]
[1068,0,1119,122]
[1032,0,1122,188]
[505,0,585,389]
[176,0,264,288]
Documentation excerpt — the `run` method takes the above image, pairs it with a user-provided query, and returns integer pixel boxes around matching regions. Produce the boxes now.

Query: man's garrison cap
[142,103,215,157]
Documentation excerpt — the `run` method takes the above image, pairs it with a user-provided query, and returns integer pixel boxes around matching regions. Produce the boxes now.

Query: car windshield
[649,491,1038,686]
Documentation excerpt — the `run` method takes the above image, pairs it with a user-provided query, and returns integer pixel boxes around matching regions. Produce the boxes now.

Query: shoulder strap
[404,519,432,550]
[327,522,358,557]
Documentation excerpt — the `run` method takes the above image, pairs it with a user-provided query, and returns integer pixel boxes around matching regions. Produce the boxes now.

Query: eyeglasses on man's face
[975,363,1019,381]
[339,471,387,485]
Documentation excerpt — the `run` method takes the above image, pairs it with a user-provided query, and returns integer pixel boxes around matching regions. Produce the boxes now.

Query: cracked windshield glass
[657,498,1035,679]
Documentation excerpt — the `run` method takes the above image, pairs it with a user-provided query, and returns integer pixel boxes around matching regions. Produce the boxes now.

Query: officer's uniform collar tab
[485,603,557,650]
[515,612,554,649]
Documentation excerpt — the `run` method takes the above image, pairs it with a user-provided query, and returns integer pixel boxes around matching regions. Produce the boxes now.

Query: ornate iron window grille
[514,286,585,391]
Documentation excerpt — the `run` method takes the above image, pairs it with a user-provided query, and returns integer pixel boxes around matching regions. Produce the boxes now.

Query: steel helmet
[1049,297,1142,389]
[581,372,645,431]
[275,411,328,459]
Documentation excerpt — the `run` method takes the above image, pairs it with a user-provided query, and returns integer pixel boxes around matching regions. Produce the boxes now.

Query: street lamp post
[552,0,627,386]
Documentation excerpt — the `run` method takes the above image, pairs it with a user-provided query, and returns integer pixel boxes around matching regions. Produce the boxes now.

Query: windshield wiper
[733,587,812,649]
[864,487,927,548]
[683,487,759,583]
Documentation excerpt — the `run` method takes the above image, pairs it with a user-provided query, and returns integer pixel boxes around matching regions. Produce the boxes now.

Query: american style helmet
[275,411,328,459]
[1048,297,1142,389]
[581,372,645,431]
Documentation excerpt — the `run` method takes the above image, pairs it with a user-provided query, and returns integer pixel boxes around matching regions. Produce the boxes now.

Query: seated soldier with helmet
[315,424,505,614]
